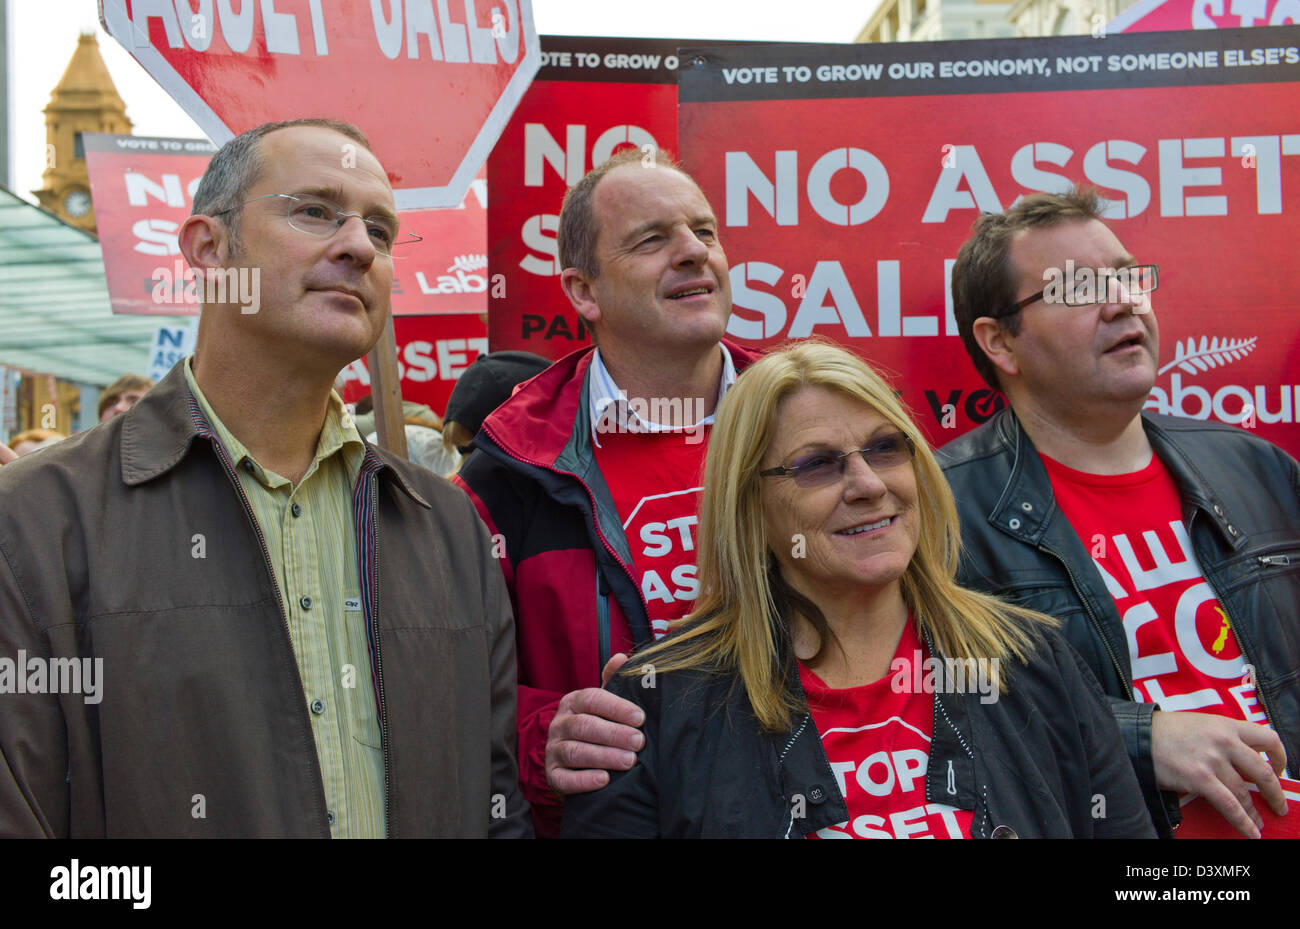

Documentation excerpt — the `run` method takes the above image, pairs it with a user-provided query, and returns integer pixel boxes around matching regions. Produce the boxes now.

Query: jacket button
[327,809,336,826]
[300,596,313,610]
[1008,518,1021,530]
[310,699,325,715]
[291,503,302,518]
[243,459,255,473]
[1213,504,1224,515]
[1020,502,1033,512]
[1227,525,1238,537]
[808,785,826,803]
[990,824,1018,839]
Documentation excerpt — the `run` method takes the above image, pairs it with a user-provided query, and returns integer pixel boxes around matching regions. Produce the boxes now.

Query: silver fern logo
[1157,336,1258,377]
[447,253,488,274]
[1147,333,1294,426]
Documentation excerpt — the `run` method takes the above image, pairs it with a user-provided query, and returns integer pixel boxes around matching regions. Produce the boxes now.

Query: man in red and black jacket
[455,148,761,836]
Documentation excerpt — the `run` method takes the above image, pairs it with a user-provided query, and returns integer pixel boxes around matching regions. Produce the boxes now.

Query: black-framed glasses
[760,432,916,488]
[213,193,423,257]
[1000,263,1159,317]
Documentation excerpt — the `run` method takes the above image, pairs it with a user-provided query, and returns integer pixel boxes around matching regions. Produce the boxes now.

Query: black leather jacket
[561,624,1155,838]
[938,409,1300,837]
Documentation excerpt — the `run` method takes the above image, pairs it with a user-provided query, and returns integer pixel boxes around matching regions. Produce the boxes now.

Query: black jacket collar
[979,409,1242,552]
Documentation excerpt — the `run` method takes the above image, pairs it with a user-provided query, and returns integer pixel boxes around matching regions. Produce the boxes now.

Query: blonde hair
[441,420,474,460]
[9,428,65,446]
[629,339,1056,732]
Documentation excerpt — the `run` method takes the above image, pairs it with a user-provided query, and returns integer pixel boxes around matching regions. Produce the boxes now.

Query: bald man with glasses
[0,119,529,838]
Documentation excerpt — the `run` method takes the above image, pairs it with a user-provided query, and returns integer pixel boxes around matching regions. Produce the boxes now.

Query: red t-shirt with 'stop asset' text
[593,426,710,638]
[800,620,973,839]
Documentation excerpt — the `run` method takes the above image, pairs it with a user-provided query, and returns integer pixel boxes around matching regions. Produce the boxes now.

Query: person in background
[7,428,66,456]
[562,340,1154,838]
[97,374,154,422]
[441,350,551,462]
[351,395,461,477]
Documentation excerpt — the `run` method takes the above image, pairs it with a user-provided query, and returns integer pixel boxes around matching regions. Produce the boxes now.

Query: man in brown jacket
[0,119,530,837]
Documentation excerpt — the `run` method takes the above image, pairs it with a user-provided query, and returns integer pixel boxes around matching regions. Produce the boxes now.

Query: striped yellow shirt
[184,357,385,837]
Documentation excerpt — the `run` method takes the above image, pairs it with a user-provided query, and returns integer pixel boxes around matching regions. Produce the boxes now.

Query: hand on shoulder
[545,653,647,796]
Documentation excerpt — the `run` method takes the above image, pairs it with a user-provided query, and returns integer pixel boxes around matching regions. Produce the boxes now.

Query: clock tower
[32,33,132,234]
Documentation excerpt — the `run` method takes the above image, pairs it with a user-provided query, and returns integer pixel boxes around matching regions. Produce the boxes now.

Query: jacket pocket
[341,622,383,751]
[318,585,382,751]
[1254,549,1300,574]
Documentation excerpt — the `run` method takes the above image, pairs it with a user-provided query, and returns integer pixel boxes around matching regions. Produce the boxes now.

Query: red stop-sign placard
[1108,0,1299,32]
[100,0,540,209]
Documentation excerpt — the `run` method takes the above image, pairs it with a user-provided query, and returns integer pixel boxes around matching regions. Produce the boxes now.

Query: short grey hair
[557,146,687,337]
[557,146,684,279]
[191,118,372,253]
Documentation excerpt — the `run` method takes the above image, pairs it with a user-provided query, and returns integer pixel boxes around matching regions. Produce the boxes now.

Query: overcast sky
[6,0,877,200]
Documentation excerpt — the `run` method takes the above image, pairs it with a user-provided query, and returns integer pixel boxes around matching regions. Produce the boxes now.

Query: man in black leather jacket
[938,187,1299,839]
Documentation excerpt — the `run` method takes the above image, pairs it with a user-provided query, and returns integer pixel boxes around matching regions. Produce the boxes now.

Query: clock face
[63,189,92,218]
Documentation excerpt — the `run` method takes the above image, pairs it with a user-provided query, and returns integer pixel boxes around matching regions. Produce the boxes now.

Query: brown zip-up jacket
[0,364,530,837]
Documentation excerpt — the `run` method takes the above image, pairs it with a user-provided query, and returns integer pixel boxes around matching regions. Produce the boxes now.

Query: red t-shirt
[1044,452,1293,836]
[800,620,974,839]
[1042,453,1268,725]
[593,426,710,638]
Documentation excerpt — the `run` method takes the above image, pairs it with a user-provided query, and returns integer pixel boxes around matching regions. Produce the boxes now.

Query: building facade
[8,34,140,445]
[857,0,1017,42]
[855,0,1140,41]
[31,33,132,234]
[1007,0,1132,35]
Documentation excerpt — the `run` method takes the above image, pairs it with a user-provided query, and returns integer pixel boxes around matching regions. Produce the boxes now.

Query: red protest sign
[337,313,487,415]
[679,27,1300,459]
[487,36,684,358]
[100,0,540,209]
[390,174,490,316]
[1110,0,1299,32]
[83,132,215,315]
[1177,776,1300,838]
[84,132,486,315]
